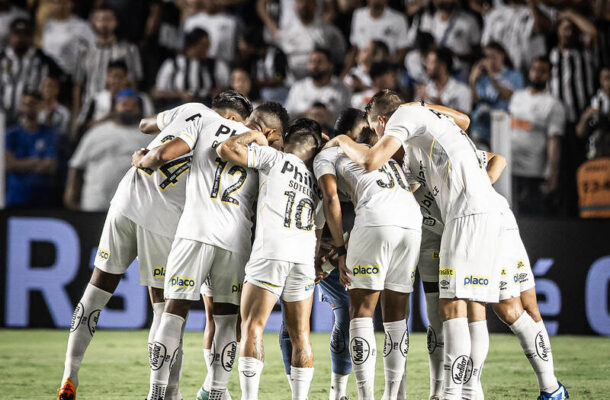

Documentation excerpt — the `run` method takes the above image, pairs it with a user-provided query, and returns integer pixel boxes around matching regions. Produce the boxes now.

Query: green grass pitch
[2,329,608,399]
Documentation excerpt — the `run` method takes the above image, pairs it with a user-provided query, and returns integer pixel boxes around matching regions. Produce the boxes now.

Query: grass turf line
[1,329,608,399]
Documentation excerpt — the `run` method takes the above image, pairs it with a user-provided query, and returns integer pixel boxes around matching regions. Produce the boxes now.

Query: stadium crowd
[1,0,610,217]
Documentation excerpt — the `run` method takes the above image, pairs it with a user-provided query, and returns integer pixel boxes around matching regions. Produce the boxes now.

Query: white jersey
[247,144,324,265]
[313,147,422,230]
[170,107,258,255]
[385,105,499,222]
[111,103,204,238]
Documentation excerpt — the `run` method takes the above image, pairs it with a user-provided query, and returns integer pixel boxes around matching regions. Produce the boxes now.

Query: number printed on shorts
[376,160,409,191]
[211,157,248,206]
[283,190,314,230]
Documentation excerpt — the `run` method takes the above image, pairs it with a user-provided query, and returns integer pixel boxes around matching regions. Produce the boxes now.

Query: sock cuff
[152,302,165,315]
[212,314,238,325]
[84,283,113,301]
[160,312,185,336]
[509,311,534,333]
[238,356,263,370]
[290,366,314,379]
[383,319,407,330]
[443,317,468,328]
[350,317,373,329]
[468,320,487,328]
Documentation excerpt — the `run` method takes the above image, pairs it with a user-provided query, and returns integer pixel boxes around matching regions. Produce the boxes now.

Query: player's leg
[438,298,470,400]
[59,208,136,398]
[278,302,294,388]
[238,282,280,399]
[462,301,489,400]
[197,290,215,398]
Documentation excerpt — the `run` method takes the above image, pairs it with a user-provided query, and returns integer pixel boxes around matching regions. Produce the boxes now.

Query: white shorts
[245,258,316,302]
[95,207,172,289]
[346,225,420,293]
[164,238,247,304]
[418,228,442,283]
[497,212,535,301]
[201,277,213,297]
[439,213,503,303]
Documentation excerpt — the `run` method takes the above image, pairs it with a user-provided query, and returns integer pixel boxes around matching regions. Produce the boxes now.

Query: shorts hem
[282,290,314,303]
[384,283,414,293]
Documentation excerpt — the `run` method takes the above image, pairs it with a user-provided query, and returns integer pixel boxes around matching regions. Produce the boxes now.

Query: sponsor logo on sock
[231,283,243,294]
[88,309,101,335]
[427,326,437,354]
[150,342,168,370]
[170,347,180,370]
[242,370,256,378]
[330,325,346,354]
[400,330,409,357]
[350,337,370,365]
[451,355,472,384]
[96,248,110,261]
[463,359,474,384]
[221,341,237,372]
[463,275,489,286]
[70,302,84,332]
[440,280,450,289]
[170,276,196,288]
[383,332,393,357]
[352,265,379,276]
[439,267,454,277]
[153,266,166,278]
[535,331,550,361]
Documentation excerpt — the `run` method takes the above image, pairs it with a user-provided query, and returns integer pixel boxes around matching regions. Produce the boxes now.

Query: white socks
[462,321,489,400]
[425,292,444,399]
[510,313,559,393]
[165,316,186,400]
[203,348,212,391]
[329,372,349,400]
[290,366,314,400]
[441,317,471,400]
[148,313,185,400]
[382,320,408,400]
[238,357,264,400]
[209,314,239,398]
[350,317,376,400]
[62,284,112,387]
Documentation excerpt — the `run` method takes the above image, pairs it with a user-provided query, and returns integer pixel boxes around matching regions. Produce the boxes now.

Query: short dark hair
[185,28,209,49]
[369,62,395,80]
[10,18,33,34]
[22,90,41,100]
[93,3,117,14]
[255,102,289,134]
[212,89,253,120]
[531,55,551,68]
[285,118,323,149]
[356,126,378,145]
[434,47,454,72]
[312,46,332,63]
[365,89,404,122]
[415,31,435,53]
[484,41,514,69]
[107,59,128,73]
[334,108,366,136]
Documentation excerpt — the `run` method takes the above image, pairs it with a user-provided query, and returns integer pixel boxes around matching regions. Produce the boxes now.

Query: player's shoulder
[314,147,340,163]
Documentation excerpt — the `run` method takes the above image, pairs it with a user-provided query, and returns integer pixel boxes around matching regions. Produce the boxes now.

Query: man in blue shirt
[5,90,58,206]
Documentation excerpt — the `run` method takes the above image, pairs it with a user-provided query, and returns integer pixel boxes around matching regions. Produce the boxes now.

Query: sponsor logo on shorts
[350,337,371,365]
[500,281,507,290]
[352,265,380,276]
[423,217,437,227]
[410,271,416,282]
[231,283,243,294]
[149,342,168,371]
[432,250,440,259]
[463,275,489,286]
[439,267,454,277]
[330,325,346,354]
[153,266,166,279]
[518,260,525,269]
[305,282,315,291]
[519,273,528,283]
[451,355,472,384]
[221,341,238,372]
[535,332,550,361]
[513,274,519,283]
[440,280,450,289]
[97,248,110,261]
[170,276,196,288]
[501,268,507,276]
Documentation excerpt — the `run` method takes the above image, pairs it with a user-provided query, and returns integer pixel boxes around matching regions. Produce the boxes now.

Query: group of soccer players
[56,88,569,400]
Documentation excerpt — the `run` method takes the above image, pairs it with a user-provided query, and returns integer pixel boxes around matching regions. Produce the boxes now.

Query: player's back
[248,144,324,265]
[173,107,258,256]
[315,147,422,230]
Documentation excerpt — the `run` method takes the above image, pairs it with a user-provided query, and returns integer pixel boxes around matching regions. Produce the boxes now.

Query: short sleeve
[384,105,427,145]
[313,148,338,180]
[547,100,565,137]
[157,102,212,131]
[247,143,282,171]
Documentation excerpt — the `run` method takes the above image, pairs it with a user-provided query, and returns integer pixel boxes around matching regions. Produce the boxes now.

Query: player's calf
[284,297,315,400]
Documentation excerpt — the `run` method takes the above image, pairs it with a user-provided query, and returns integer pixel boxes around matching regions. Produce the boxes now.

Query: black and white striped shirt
[39,104,71,137]
[549,47,597,123]
[155,55,230,98]
[0,47,60,125]
[74,40,143,101]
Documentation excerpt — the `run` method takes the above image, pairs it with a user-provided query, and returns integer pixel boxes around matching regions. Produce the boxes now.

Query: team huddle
[57,89,569,400]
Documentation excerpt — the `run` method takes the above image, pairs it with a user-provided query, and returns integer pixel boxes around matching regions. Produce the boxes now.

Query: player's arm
[403,102,471,131]
[63,167,83,210]
[318,174,350,286]
[216,130,269,167]
[314,228,327,283]
[139,115,160,134]
[485,151,507,184]
[327,134,402,172]
[132,137,190,170]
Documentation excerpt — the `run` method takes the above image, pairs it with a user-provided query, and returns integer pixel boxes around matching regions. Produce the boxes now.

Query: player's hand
[131,148,149,168]
[323,135,345,150]
[338,255,351,288]
[314,263,329,283]
[264,128,282,149]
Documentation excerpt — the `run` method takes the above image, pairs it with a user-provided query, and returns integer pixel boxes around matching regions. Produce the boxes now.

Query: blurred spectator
[577,67,610,159]
[404,31,435,89]
[351,62,398,109]
[73,5,143,117]
[469,41,524,143]
[76,60,153,137]
[269,0,346,81]
[0,18,61,126]
[231,67,261,106]
[509,56,565,215]
[594,0,610,67]
[576,130,610,218]
[481,0,550,70]
[41,0,95,76]
[418,47,472,114]
[64,89,151,211]
[344,40,389,93]
[349,0,410,64]
[0,0,28,50]
[4,91,58,207]
[285,47,351,120]
[418,0,481,77]
[38,75,71,137]
[183,0,238,64]
[153,28,229,108]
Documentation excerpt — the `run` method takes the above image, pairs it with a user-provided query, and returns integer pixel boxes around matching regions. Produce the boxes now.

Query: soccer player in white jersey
[217,117,324,400]
[325,90,504,399]
[132,94,287,400]
[315,121,422,400]
[56,102,207,400]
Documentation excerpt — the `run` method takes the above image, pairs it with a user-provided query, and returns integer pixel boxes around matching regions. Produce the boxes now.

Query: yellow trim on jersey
[443,161,451,183]
[386,129,404,138]
[429,138,436,158]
